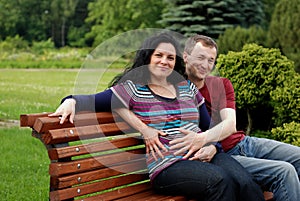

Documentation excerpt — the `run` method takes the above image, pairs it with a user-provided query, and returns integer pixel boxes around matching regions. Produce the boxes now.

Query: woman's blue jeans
[152,152,265,201]
[228,136,300,201]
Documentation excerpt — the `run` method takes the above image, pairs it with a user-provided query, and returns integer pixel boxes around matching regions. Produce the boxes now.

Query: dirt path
[0,119,20,128]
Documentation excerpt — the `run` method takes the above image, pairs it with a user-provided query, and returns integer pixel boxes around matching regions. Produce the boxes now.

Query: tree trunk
[61,18,65,47]
[246,108,252,135]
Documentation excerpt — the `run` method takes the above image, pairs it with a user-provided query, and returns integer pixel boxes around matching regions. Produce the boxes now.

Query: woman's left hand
[189,144,217,162]
[140,127,167,161]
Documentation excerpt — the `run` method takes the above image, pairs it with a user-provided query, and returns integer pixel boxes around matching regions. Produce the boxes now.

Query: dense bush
[0,37,90,68]
[270,73,300,126]
[216,43,297,133]
[271,122,300,146]
[268,0,300,72]
[217,26,267,54]
[0,35,29,52]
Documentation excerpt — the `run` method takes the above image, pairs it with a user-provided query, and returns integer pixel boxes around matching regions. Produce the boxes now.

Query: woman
[50,33,265,201]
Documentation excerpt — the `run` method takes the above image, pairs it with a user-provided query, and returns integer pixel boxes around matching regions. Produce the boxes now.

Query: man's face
[184,42,217,81]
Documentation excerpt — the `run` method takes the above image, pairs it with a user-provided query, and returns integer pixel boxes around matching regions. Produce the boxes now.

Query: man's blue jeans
[152,152,265,201]
[228,136,300,201]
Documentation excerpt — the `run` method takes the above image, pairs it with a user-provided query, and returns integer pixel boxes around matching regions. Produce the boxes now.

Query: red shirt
[199,76,245,152]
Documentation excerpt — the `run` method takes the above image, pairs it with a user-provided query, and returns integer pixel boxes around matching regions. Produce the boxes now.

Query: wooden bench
[20,111,273,201]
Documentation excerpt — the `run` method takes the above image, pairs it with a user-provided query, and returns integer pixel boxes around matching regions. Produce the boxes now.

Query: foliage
[217,26,267,54]
[49,0,79,47]
[250,130,274,139]
[262,0,281,28]
[31,39,55,54]
[268,0,300,72]
[0,35,28,52]
[0,0,92,47]
[216,43,296,131]
[159,0,265,39]
[0,0,49,41]
[85,0,165,46]
[270,73,300,126]
[271,122,300,146]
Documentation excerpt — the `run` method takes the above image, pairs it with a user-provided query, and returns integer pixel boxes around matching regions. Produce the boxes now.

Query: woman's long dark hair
[109,33,185,87]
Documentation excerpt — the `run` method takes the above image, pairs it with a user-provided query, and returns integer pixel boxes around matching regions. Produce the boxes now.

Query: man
[170,34,300,201]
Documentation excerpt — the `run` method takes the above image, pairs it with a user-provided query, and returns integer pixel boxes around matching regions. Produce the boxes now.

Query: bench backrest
[20,112,273,201]
[21,112,186,201]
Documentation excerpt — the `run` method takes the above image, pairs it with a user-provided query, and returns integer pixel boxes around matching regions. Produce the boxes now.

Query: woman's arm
[49,89,113,124]
[114,108,167,160]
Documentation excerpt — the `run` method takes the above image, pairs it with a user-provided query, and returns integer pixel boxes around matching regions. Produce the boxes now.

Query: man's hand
[49,98,76,124]
[189,144,217,162]
[169,129,208,159]
[140,127,167,161]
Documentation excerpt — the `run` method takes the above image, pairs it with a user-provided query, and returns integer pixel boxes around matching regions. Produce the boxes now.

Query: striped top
[111,80,205,180]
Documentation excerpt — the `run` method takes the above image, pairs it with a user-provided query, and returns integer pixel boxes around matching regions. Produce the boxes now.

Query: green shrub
[271,122,300,146]
[217,26,267,54]
[270,73,300,126]
[31,39,55,54]
[0,35,28,52]
[216,43,296,132]
[268,0,300,72]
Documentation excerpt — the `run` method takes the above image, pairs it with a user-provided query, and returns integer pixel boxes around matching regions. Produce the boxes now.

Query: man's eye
[208,59,214,64]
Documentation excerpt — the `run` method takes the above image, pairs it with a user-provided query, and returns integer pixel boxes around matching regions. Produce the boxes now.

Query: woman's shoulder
[177,80,199,95]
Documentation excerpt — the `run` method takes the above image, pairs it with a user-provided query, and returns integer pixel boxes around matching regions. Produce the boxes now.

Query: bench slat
[50,173,149,201]
[48,135,142,160]
[76,182,152,201]
[33,112,117,133]
[49,149,145,176]
[42,122,131,145]
[116,191,188,201]
[20,112,51,127]
[51,158,147,189]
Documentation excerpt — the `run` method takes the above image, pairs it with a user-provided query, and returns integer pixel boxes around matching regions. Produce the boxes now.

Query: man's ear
[183,52,188,63]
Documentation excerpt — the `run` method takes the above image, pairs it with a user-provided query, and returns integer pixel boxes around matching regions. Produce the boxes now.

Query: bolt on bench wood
[20,111,273,201]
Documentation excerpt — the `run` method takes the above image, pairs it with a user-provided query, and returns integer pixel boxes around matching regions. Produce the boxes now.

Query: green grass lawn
[0,127,49,200]
[0,68,121,200]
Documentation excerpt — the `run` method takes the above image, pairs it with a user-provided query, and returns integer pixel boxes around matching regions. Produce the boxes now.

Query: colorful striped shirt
[111,80,205,180]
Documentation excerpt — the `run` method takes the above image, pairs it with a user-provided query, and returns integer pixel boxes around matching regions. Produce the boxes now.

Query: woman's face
[148,42,176,81]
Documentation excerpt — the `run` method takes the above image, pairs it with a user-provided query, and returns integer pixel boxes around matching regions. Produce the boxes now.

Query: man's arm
[204,108,237,142]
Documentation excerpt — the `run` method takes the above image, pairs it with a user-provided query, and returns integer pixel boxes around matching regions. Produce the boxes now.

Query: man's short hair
[184,35,218,55]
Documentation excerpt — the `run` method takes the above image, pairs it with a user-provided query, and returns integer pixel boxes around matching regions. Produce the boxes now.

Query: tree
[50,0,79,47]
[262,0,281,28]
[159,0,265,39]
[216,44,296,134]
[217,25,267,54]
[0,0,50,42]
[85,0,166,47]
[67,0,93,47]
[268,0,300,72]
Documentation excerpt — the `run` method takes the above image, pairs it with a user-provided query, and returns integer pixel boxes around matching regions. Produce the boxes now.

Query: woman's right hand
[139,127,167,161]
[48,98,76,124]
